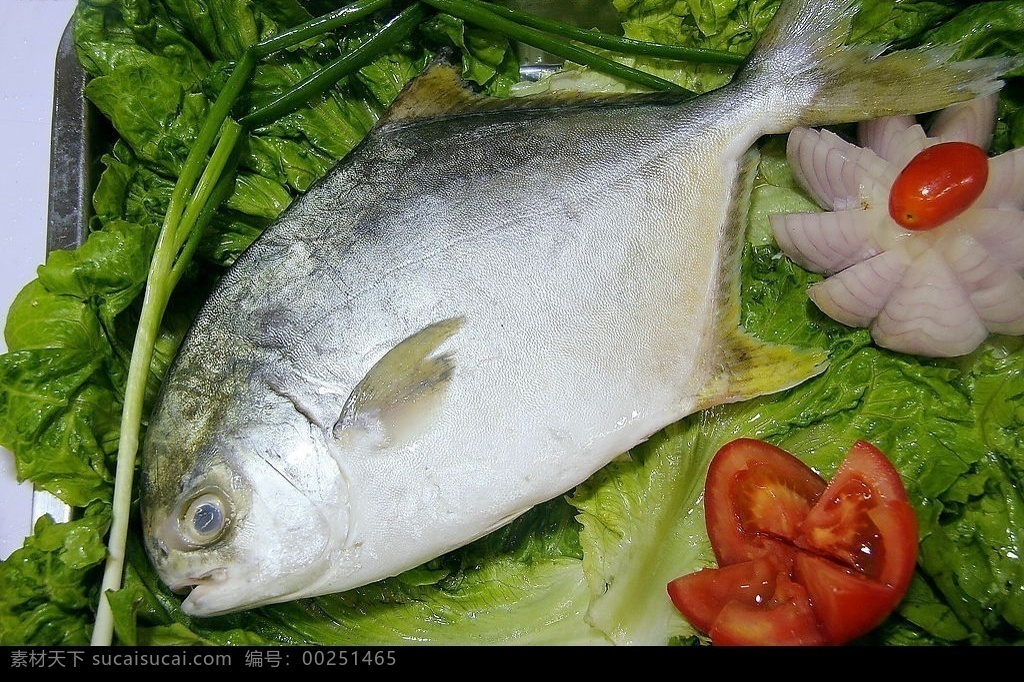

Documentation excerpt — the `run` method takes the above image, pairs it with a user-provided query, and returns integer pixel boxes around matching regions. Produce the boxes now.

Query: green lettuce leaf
[0,511,108,646]
[1,0,1022,648]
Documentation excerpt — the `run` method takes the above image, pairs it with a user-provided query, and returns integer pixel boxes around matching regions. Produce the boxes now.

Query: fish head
[141,395,351,617]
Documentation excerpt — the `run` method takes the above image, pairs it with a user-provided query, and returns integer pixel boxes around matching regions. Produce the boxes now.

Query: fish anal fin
[696,146,828,410]
[696,330,828,411]
[334,317,465,450]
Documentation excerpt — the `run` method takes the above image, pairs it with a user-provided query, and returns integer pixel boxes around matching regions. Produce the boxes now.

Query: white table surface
[0,0,80,559]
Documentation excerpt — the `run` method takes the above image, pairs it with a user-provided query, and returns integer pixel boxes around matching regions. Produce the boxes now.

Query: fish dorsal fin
[333,317,465,449]
[378,58,691,129]
[696,149,829,409]
[378,61,488,125]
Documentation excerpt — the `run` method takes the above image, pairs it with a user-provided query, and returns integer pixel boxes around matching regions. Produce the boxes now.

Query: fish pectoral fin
[333,317,465,449]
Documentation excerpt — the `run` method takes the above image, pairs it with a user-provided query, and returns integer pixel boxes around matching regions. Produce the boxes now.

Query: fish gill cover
[0,0,1022,645]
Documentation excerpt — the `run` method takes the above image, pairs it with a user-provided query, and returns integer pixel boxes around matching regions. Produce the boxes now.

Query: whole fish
[141,0,1012,617]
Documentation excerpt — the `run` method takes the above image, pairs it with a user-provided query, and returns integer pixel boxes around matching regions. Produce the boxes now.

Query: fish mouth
[168,568,228,601]
[169,567,263,617]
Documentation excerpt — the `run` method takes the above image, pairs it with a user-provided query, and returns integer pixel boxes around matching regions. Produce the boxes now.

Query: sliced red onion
[952,208,1024,274]
[807,249,909,327]
[862,119,928,170]
[929,93,998,149]
[770,209,883,275]
[787,127,892,211]
[775,96,1024,357]
[858,114,918,162]
[871,250,987,357]
[940,232,1024,334]
[787,127,838,209]
[968,276,1024,335]
[977,147,1024,210]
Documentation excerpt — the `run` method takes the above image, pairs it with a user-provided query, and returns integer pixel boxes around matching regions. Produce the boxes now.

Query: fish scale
[140,0,1017,617]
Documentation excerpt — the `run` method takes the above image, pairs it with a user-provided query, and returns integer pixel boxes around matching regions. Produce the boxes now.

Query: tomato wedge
[704,438,827,565]
[668,551,827,646]
[668,438,918,646]
[888,141,989,231]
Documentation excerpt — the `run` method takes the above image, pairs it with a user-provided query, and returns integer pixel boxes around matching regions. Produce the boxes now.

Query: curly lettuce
[1,0,1022,646]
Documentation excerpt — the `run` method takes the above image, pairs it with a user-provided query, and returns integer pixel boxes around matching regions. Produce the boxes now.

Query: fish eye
[180,491,229,546]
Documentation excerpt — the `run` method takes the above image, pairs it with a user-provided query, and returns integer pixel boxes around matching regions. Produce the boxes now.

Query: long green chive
[241,3,427,130]
[468,0,744,66]
[253,0,396,58]
[421,0,693,93]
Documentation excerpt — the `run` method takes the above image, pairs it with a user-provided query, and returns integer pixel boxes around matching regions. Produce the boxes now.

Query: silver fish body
[141,0,1012,617]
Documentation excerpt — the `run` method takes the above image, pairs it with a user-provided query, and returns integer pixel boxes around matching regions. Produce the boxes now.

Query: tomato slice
[710,570,826,646]
[668,553,827,646]
[794,551,903,645]
[667,552,790,634]
[888,141,989,231]
[704,438,827,565]
[669,439,919,646]
[798,440,918,590]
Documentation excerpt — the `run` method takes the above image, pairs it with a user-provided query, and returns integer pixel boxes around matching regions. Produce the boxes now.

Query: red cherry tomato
[888,141,989,230]
[667,438,918,646]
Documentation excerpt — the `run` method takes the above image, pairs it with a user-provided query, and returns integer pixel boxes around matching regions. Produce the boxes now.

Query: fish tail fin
[741,0,1021,131]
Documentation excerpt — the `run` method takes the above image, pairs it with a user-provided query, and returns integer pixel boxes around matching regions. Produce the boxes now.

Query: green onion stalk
[473,0,743,66]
